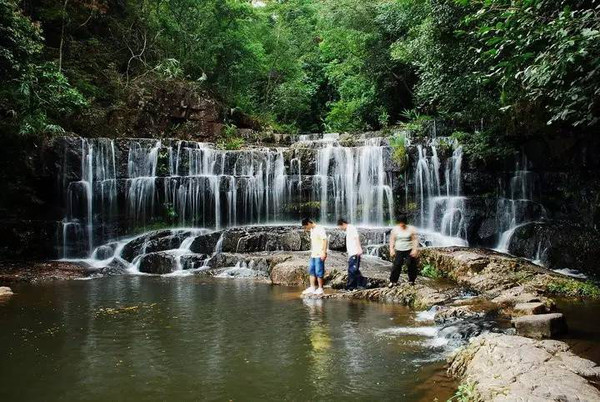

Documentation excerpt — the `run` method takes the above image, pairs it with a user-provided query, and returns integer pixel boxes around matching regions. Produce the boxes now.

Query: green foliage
[318,0,415,131]
[0,0,43,78]
[451,131,515,163]
[0,0,86,136]
[218,124,245,150]
[163,202,178,224]
[421,263,443,279]
[389,132,408,170]
[154,59,184,80]
[466,0,600,127]
[398,111,436,137]
[546,278,600,299]
[15,62,87,135]
[1,0,598,141]
[448,381,482,402]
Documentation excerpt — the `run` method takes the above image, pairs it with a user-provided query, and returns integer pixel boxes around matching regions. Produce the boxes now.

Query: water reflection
[0,278,456,401]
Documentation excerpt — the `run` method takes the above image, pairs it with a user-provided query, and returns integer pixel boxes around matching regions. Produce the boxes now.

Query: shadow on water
[556,298,600,365]
[0,277,457,401]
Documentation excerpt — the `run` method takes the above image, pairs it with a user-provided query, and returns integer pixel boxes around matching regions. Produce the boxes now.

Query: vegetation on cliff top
[1,0,598,145]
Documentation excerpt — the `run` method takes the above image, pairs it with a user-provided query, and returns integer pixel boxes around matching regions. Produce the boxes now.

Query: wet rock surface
[419,247,561,301]
[332,283,458,309]
[0,260,93,283]
[121,230,199,262]
[508,220,600,277]
[137,252,178,274]
[0,286,13,297]
[449,333,600,401]
[202,250,392,287]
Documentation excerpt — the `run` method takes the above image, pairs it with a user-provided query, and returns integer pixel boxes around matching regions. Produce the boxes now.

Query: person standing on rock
[337,218,366,290]
[388,214,419,287]
[301,218,328,295]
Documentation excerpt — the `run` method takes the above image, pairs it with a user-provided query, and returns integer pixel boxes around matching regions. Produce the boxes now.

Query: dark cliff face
[0,83,227,260]
[1,131,600,275]
[70,78,225,141]
[0,135,63,259]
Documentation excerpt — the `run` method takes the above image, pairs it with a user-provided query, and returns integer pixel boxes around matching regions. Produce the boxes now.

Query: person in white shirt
[301,218,328,295]
[337,218,366,290]
[388,213,419,287]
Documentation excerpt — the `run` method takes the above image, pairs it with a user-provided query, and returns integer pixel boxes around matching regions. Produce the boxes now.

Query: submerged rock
[0,286,13,297]
[333,283,457,309]
[449,333,600,401]
[0,260,91,283]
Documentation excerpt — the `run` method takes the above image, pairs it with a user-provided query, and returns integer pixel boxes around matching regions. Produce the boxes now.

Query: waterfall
[414,144,467,244]
[495,155,545,252]
[60,135,395,258]
[61,138,117,258]
[127,140,161,228]
[314,137,394,225]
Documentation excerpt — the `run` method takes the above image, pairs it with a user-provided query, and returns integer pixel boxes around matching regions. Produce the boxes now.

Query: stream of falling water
[413,143,468,245]
[495,155,545,252]
[59,136,396,258]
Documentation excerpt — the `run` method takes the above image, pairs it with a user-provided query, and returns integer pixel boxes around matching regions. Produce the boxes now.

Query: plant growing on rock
[546,278,600,299]
[218,124,245,150]
[389,132,408,171]
[421,263,443,279]
[447,381,482,402]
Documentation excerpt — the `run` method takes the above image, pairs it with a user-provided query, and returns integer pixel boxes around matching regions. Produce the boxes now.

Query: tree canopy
[1,0,598,138]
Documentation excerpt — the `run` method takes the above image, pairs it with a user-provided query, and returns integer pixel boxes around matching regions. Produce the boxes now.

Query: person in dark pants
[337,218,365,290]
[388,214,419,286]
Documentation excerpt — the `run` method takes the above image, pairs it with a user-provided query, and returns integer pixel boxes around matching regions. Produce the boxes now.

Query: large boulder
[209,226,310,253]
[508,221,600,276]
[137,252,177,274]
[270,261,309,287]
[449,333,600,401]
[189,232,222,254]
[512,313,567,339]
[121,229,197,262]
[100,257,129,276]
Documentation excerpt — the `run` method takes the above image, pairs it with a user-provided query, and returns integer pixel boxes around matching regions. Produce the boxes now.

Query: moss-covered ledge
[418,247,600,303]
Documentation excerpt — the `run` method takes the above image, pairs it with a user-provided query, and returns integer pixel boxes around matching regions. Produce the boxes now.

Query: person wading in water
[337,218,366,290]
[388,214,419,287]
[301,218,328,295]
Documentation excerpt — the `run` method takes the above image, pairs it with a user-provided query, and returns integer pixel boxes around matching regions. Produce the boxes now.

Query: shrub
[421,263,443,279]
[218,124,245,150]
[448,381,482,402]
[389,132,408,171]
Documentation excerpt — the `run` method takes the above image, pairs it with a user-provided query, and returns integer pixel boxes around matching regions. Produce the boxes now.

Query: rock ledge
[449,333,600,401]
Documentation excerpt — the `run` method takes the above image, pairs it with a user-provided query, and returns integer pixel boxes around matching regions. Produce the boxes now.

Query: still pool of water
[0,277,456,401]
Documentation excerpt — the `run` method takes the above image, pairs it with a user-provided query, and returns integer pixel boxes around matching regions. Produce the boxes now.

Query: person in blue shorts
[301,218,328,295]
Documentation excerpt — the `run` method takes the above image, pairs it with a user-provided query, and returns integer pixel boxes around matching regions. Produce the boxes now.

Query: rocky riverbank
[0,260,93,284]
[448,333,600,401]
[2,240,599,401]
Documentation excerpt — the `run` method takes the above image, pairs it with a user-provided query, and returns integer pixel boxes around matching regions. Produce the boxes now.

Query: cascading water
[61,138,117,258]
[314,137,394,225]
[127,140,161,227]
[495,155,545,252]
[60,135,395,259]
[413,143,467,245]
